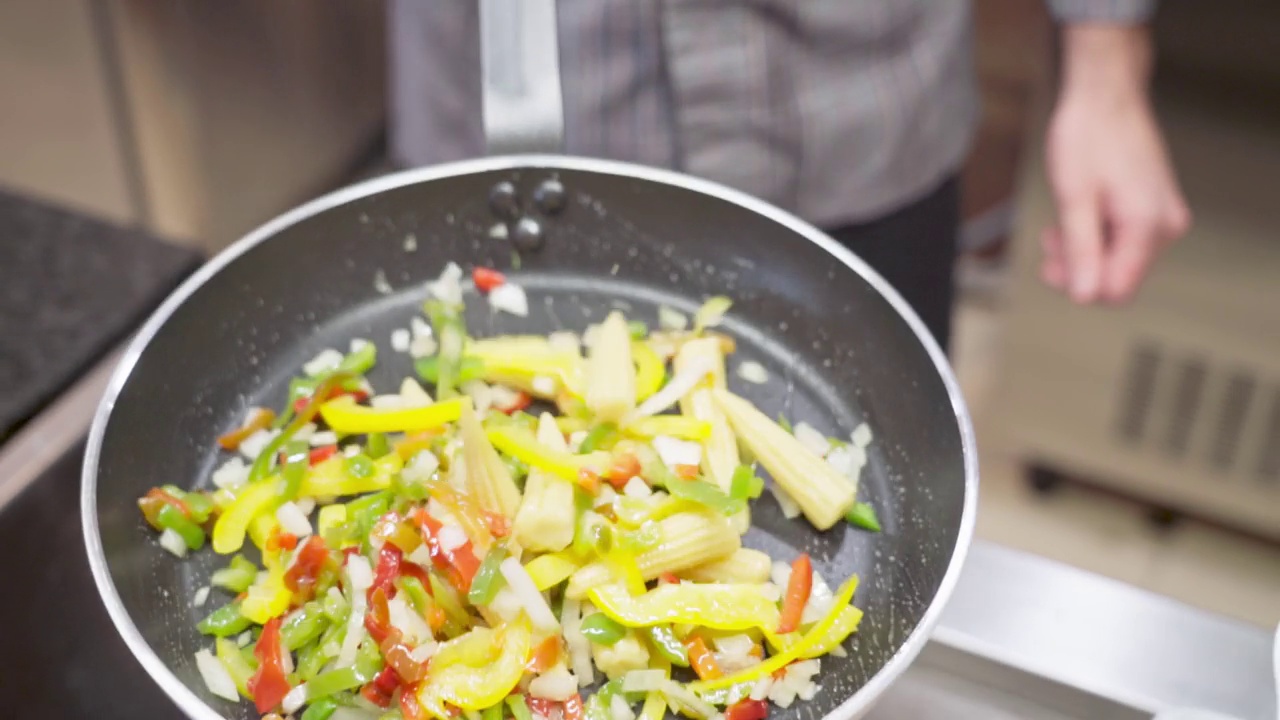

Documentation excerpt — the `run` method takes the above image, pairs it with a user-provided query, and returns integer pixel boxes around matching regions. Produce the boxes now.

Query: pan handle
[480,0,565,154]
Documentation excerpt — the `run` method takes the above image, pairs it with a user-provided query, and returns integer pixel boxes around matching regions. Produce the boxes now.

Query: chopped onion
[628,355,715,421]
[410,642,437,663]
[567,431,588,453]
[304,348,344,377]
[276,501,313,537]
[427,262,464,305]
[621,669,667,694]
[771,561,792,588]
[195,648,239,701]
[825,444,865,482]
[770,482,802,519]
[282,682,308,713]
[529,665,578,701]
[490,384,526,412]
[402,451,440,483]
[159,529,187,557]
[749,678,773,702]
[406,544,433,568]
[293,422,317,443]
[236,631,252,647]
[499,557,559,631]
[622,476,651,498]
[851,422,873,448]
[388,594,433,644]
[437,524,468,553]
[793,422,831,458]
[309,430,338,447]
[410,335,439,358]
[712,634,755,657]
[336,594,368,668]
[211,457,249,489]
[295,497,316,516]
[561,598,594,686]
[462,380,494,415]
[760,583,782,603]
[347,554,374,591]
[349,338,371,354]
[370,394,409,409]
[801,572,834,625]
[343,444,361,458]
[489,588,523,621]
[736,361,769,384]
[400,377,434,405]
[547,331,580,354]
[693,296,732,331]
[490,283,530,317]
[238,428,279,460]
[193,586,210,608]
[390,328,411,352]
[610,693,637,720]
[531,375,557,396]
[651,435,702,469]
[411,316,434,340]
[657,306,689,331]
[660,681,715,719]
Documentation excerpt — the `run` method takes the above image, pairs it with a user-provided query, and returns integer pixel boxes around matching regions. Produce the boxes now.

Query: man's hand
[1042,25,1190,304]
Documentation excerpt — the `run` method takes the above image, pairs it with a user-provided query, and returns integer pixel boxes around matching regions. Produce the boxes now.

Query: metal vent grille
[1115,340,1277,487]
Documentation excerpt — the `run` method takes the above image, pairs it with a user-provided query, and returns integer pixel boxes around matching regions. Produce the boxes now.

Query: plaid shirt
[390,0,1155,226]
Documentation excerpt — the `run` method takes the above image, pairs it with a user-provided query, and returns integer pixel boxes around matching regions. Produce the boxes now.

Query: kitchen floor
[952,290,1280,629]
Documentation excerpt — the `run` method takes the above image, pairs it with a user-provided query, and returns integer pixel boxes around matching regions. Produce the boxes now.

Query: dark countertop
[0,189,202,440]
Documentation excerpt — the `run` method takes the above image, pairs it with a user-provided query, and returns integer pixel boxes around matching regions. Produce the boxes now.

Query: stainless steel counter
[1,365,1275,719]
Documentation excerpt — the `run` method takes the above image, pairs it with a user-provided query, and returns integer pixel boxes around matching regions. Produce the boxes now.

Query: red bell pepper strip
[777,553,812,635]
[724,699,769,720]
[604,453,642,490]
[526,697,558,719]
[498,391,533,414]
[482,510,511,539]
[400,684,427,720]
[563,693,585,720]
[217,407,276,450]
[309,445,339,465]
[365,587,393,644]
[525,636,561,674]
[246,617,291,713]
[414,510,481,592]
[284,535,331,594]
[369,544,403,602]
[472,266,506,293]
[686,636,722,681]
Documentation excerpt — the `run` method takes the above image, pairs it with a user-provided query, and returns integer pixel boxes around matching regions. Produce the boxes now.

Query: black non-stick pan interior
[87,159,974,720]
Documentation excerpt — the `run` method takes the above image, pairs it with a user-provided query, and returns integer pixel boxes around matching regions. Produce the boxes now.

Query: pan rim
[81,155,978,720]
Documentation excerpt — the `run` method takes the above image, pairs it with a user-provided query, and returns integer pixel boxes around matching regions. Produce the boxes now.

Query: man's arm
[1041,1,1190,304]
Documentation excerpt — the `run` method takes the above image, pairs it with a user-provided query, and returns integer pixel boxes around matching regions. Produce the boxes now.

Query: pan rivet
[533,179,566,214]
[489,181,520,220]
[512,216,545,251]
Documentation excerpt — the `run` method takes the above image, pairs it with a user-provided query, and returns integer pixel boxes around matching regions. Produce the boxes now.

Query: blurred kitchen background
[1,0,1277,634]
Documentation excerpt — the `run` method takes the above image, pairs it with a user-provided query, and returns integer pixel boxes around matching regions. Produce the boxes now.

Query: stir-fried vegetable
[140,294,872,720]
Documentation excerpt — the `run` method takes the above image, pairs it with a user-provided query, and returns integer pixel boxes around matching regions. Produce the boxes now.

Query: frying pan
[82,1,977,718]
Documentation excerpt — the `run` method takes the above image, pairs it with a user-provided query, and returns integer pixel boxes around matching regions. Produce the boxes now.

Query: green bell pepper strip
[467,545,509,606]
[211,554,258,593]
[155,503,205,550]
[627,320,649,340]
[482,703,504,720]
[281,603,327,650]
[578,423,619,454]
[295,637,331,682]
[280,439,310,500]
[643,626,690,667]
[215,638,254,697]
[845,501,881,532]
[506,695,534,720]
[301,697,339,720]
[160,485,214,523]
[367,432,390,459]
[197,601,253,637]
[345,453,375,479]
[429,571,471,628]
[425,299,467,399]
[339,342,377,376]
[396,575,433,616]
[415,355,486,386]
[579,612,626,646]
[347,491,393,537]
[306,666,368,699]
[657,474,743,516]
[253,371,355,482]
[354,638,386,681]
[392,471,430,502]
[729,466,764,501]
[583,679,625,720]
[322,588,350,624]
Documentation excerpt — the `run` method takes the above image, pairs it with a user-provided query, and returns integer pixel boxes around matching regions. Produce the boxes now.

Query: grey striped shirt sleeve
[1048,0,1157,23]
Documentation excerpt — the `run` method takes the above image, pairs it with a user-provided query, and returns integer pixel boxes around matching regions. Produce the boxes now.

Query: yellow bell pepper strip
[631,340,665,401]
[215,638,253,697]
[587,583,780,632]
[554,416,710,443]
[417,618,532,714]
[212,478,281,554]
[318,395,466,434]
[485,425,610,482]
[240,561,291,623]
[465,337,585,397]
[765,604,864,659]
[297,453,403,498]
[690,575,859,692]
[524,551,583,591]
[247,513,280,553]
[316,504,348,537]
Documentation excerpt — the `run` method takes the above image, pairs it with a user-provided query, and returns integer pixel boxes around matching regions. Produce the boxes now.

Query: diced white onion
[760,583,782,603]
[657,306,689,331]
[489,384,525,412]
[736,361,769,384]
[195,648,239,701]
[547,331,580,354]
[211,457,249,489]
[749,678,773,702]
[610,693,637,720]
[159,529,187,557]
[388,594,433,644]
[490,283,529,317]
[561,598,594,686]
[567,431,588,453]
[282,682,308,714]
[343,445,361,458]
[410,642,437,663]
[346,554,374,592]
[801,573,834,625]
[712,634,755,657]
[410,335,439,359]
[771,561,792,588]
[660,680,716,719]
[236,631,253,648]
[851,422,873,448]
[411,316,434,340]
[532,375,557,396]
[295,497,316,516]
[651,436,702,469]
[462,380,494,415]
[499,557,559,631]
[292,422,317,443]
[309,430,338,447]
[370,394,409,409]
[622,476,651,498]
[238,428,280,460]
[621,669,667,694]
[276,501,313,537]
[628,356,715,421]
[793,422,832,458]
[400,377,434,405]
[529,665,578,701]
[402,451,440,483]
[770,483,802,519]
[391,328,411,352]
[304,348,345,377]
[406,544,434,568]
[437,524,468,553]
[349,338,371,354]
[489,588,523,621]
[193,586,210,608]
[825,444,865,482]
[336,594,368,668]
[427,262,464,305]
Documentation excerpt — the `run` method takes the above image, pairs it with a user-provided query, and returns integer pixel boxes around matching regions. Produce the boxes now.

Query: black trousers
[823,177,960,354]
